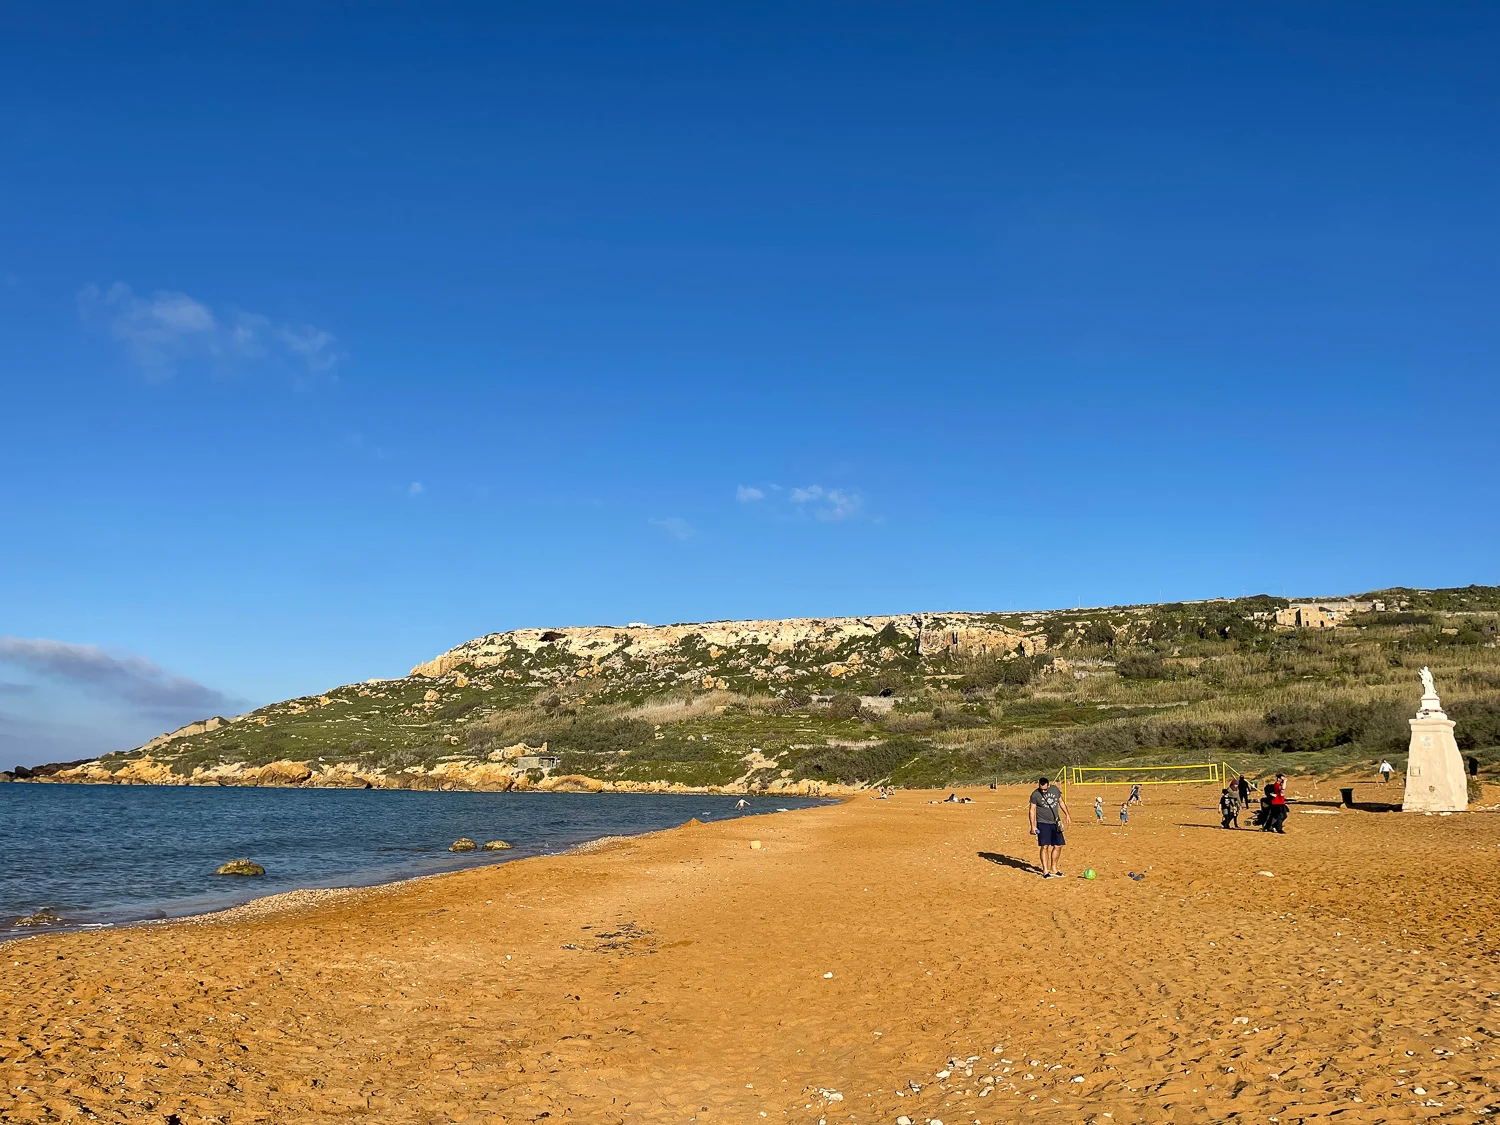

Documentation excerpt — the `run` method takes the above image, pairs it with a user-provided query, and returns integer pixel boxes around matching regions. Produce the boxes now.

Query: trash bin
[1340,787,1354,808]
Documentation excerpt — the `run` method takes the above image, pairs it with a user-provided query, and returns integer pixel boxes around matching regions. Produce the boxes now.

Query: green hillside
[16,587,1500,791]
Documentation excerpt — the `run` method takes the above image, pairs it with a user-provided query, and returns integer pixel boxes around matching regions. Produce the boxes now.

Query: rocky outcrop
[24,750,860,798]
[409,613,1035,678]
[538,774,607,793]
[449,838,477,852]
[11,908,62,927]
[251,760,315,786]
[139,716,229,754]
[214,859,265,876]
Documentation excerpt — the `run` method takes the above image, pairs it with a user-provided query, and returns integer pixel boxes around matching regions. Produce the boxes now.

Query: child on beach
[1094,795,1104,823]
[1119,801,1129,825]
[1219,786,1239,829]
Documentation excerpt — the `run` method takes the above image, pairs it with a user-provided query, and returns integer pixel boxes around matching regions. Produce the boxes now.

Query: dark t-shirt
[1030,786,1062,825]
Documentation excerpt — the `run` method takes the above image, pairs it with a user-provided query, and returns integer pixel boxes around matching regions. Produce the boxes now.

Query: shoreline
[134,819,774,933]
[0,795,835,944]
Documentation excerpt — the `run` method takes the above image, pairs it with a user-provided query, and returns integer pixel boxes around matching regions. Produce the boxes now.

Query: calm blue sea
[0,785,825,936]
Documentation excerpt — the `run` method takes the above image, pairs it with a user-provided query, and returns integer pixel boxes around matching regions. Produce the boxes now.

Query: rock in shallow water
[215,859,265,876]
[482,839,512,850]
[12,907,62,927]
[450,838,478,852]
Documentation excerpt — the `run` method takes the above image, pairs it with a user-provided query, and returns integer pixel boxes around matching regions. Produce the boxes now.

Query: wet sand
[2,784,1498,1123]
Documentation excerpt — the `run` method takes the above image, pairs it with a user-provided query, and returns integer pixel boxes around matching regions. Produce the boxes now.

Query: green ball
[1085,868,1096,880]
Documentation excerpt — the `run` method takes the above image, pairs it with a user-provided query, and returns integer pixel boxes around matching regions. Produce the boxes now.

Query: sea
[0,785,827,936]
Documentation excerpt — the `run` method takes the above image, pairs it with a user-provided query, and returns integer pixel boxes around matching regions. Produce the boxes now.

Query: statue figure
[1420,666,1436,699]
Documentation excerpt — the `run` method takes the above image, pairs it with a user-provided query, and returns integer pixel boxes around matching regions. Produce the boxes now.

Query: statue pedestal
[1403,711,1467,813]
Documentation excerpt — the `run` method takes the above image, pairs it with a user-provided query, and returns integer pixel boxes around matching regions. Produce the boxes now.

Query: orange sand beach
[3,785,1499,1123]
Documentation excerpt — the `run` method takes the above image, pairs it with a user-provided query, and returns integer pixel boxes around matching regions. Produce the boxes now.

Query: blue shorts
[1037,822,1065,847]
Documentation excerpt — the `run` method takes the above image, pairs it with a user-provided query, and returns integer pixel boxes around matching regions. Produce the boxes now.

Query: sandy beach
[3,784,1498,1123]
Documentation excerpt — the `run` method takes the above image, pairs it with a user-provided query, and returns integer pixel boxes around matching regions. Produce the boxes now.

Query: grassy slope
[85,586,1500,788]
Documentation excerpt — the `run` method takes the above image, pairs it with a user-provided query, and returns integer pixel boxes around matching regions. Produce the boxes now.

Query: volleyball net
[1063,761,1228,795]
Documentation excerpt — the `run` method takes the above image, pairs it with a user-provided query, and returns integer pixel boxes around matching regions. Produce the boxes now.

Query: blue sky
[1,3,1496,765]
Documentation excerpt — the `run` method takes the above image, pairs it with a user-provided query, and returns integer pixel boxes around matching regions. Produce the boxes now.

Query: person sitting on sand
[1028,776,1071,878]
[1094,795,1104,823]
[942,792,960,803]
[1255,781,1272,828]
[1219,786,1239,830]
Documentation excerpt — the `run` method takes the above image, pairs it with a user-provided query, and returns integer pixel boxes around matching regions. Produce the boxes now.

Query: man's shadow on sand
[978,851,1043,874]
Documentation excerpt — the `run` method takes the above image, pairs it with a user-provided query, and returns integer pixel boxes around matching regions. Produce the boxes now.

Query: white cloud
[649,516,696,540]
[408,481,425,496]
[80,283,343,378]
[789,484,863,521]
[0,636,239,717]
[736,485,765,502]
[819,489,862,521]
[0,637,249,769]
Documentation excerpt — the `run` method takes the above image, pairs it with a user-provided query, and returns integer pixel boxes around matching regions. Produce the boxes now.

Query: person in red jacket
[1268,772,1289,833]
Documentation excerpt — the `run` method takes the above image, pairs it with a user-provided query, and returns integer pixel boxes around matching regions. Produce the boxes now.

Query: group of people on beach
[1217,773,1289,832]
[1027,769,1293,878]
[1025,776,1139,877]
[1088,786,1140,826]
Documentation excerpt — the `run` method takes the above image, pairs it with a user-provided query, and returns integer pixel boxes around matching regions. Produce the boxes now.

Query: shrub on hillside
[1257,700,1407,755]
[1454,698,1500,751]
[551,718,655,756]
[826,693,862,720]
[792,738,922,784]
[1117,653,1170,680]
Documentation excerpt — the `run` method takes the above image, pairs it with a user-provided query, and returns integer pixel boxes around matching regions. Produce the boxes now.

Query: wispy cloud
[736,485,765,502]
[649,516,696,541]
[80,283,343,378]
[0,637,239,718]
[788,484,863,522]
[408,481,425,496]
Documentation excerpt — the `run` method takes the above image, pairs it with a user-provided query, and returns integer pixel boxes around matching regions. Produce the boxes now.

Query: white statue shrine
[1404,665,1466,812]
[1418,665,1443,716]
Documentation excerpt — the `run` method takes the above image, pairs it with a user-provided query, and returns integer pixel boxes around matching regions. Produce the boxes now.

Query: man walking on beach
[1379,760,1394,785]
[1237,773,1251,809]
[1028,776,1071,878]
